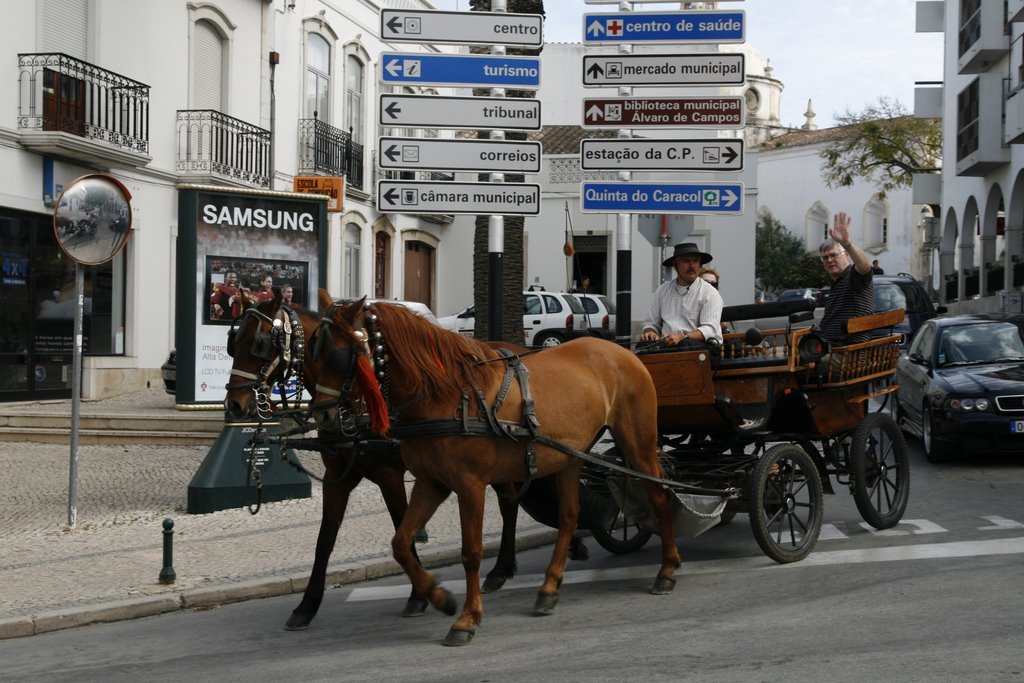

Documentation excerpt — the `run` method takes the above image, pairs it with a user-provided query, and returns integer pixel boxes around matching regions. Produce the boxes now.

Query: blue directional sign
[379,52,541,88]
[580,181,744,215]
[583,10,745,45]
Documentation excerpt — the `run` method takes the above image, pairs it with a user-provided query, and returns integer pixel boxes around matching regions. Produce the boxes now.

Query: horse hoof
[481,574,508,594]
[442,628,475,647]
[650,575,677,595]
[569,537,589,562]
[532,592,559,615]
[284,612,312,631]
[402,597,429,617]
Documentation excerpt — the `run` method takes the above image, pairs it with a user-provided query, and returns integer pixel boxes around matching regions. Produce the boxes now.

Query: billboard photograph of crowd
[205,256,308,325]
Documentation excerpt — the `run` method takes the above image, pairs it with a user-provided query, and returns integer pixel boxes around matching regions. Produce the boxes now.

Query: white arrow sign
[377,137,542,173]
[377,180,541,216]
[380,10,543,47]
[580,138,744,172]
[378,94,541,131]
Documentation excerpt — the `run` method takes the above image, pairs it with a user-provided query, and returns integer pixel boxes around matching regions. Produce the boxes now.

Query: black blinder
[310,324,356,376]
[250,331,276,361]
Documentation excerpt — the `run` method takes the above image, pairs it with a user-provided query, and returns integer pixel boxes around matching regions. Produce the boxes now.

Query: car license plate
[1013,420,1024,434]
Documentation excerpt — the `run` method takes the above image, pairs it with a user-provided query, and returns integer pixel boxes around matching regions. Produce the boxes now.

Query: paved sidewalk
[0,387,556,640]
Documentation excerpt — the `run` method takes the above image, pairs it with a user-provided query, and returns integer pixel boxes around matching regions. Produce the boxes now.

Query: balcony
[17,53,150,167]
[957,0,1009,74]
[955,74,1010,176]
[914,81,943,119]
[1010,0,1024,23]
[176,110,270,188]
[297,119,364,191]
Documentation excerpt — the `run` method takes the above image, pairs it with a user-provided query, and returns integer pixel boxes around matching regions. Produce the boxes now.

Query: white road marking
[346,535,1024,603]
[859,519,947,536]
[978,515,1024,530]
[818,523,847,541]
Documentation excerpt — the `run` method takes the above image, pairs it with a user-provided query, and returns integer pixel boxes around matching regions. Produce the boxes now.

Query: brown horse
[308,298,680,646]
[222,289,523,631]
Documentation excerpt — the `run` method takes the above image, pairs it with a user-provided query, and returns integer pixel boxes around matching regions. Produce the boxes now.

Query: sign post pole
[487,0,508,343]
[67,263,83,528]
[614,3,634,345]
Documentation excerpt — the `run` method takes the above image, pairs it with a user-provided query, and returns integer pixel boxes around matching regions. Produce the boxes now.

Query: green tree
[756,211,829,290]
[820,97,941,198]
[469,0,544,343]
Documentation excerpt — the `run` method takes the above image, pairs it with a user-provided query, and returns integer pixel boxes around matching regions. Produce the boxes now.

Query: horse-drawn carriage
[580,298,909,564]
[223,290,908,645]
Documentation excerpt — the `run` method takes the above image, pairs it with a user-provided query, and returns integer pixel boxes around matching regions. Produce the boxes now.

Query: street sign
[582,96,743,129]
[377,137,542,173]
[580,138,744,172]
[580,181,744,215]
[378,94,541,131]
[582,53,745,87]
[379,52,541,89]
[584,0,744,3]
[380,9,543,48]
[583,10,745,45]
[377,180,541,216]
[293,176,344,212]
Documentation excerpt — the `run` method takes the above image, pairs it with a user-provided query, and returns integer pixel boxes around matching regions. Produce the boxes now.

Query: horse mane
[370,303,502,403]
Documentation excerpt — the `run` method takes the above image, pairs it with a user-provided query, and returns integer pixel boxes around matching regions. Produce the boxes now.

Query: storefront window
[0,208,124,400]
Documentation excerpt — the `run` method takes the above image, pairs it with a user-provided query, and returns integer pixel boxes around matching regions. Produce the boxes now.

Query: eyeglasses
[821,251,846,262]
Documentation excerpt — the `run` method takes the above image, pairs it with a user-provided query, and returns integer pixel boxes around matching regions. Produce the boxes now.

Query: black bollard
[159,518,176,584]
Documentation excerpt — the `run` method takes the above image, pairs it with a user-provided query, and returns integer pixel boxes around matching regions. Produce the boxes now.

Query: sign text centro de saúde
[580,181,744,216]
[379,52,541,89]
[380,9,543,48]
[376,180,541,216]
[378,93,541,131]
[583,96,743,129]
[582,53,745,87]
[583,9,745,44]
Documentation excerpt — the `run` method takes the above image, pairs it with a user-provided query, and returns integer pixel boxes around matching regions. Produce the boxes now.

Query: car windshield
[561,294,585,314]
[936,322,1024,366]
[875,282,932,314]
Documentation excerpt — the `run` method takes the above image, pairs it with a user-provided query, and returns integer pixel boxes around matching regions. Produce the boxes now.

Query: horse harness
[225,305,305,418]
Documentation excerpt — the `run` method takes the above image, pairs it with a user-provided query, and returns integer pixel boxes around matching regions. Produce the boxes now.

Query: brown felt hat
[662,242,713,268]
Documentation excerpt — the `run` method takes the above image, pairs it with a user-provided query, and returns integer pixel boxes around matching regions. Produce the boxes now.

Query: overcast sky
[427,0,944,128]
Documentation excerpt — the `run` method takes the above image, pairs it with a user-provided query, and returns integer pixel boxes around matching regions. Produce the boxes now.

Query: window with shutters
[306,34,330,121]
[344,222,361,298]
[345,55,364,143]
[192,19,225,111]
[41,0,89,60]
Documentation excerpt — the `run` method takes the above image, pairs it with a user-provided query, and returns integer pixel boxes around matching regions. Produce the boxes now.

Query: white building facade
[915,0,1024,312]
[0,0,465,401]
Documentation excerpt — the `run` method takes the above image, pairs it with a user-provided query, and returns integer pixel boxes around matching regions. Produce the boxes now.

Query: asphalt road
[1,436,1021,683]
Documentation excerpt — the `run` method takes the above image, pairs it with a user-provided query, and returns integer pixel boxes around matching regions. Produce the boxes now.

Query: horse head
[304,291,384,433]
[223,288,306,420]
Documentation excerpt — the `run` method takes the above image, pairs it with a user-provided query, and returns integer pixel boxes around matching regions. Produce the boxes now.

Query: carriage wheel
[589,501,653,555]
[749,443,823,564]
[849,412,910,529]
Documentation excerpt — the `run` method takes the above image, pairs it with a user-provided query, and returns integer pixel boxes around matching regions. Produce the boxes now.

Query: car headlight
[948,397,992,411]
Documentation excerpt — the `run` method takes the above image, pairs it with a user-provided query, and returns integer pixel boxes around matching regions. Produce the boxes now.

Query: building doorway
[571,234,608,294]
[403,240,433,308]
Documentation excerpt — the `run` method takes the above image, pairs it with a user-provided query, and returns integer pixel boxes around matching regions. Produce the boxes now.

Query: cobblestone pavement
[0,387,555,639]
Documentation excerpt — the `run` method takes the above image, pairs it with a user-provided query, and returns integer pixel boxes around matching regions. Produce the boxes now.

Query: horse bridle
[224,305,305,417]
[307,301,390,433]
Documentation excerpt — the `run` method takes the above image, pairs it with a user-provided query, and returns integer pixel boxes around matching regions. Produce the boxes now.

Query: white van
[439,291,588,347]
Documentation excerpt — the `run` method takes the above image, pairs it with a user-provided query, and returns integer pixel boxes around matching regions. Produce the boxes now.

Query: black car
[873,273,946,346]
[161,349,176,395]
[892,313,1024,462]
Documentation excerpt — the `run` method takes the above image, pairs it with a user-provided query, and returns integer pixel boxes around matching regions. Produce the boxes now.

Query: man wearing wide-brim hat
[640,242,724,346]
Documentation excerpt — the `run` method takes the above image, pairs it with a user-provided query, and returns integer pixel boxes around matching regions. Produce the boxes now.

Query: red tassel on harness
[354,354,390,436]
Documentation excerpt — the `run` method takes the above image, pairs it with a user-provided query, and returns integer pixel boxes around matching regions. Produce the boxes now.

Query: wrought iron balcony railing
[17,52,150,155]
[297,119,364,190]
[176,110,270,188]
